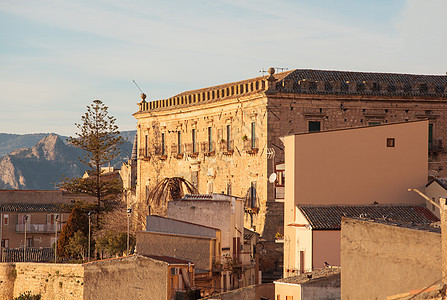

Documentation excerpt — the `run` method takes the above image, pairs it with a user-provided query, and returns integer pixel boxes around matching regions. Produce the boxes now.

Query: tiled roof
[298,205,439,230]
[146,255,192,265]
[0,203,69,213]
[277,69,447,96]
[275,267,340,285]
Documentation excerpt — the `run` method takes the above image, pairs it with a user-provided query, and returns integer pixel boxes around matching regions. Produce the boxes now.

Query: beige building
[133,68,447,273]
[0,203,70,258]
[274,267,340,300]
[425,178,447,218]
[282,120,430,277]
[288,204,438,275]
[341,218,441,300]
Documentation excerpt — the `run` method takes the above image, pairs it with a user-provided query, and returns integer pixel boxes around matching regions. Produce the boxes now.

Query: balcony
[219,140,234,155]
[170,144,183,159]
[16,223,62,233]
[153,145,167,160]
[138,148,150,161]
[429,139,443,154]
[183,143,198,157]
[243,138,258,155]
[200,141,215,157]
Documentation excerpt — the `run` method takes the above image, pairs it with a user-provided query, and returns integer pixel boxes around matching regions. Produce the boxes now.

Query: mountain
[0,133,57,157]
[0,131,136,190]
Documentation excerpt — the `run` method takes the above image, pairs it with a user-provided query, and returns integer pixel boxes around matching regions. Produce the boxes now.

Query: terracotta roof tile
[298,204,439,230]
[0,203,69,213]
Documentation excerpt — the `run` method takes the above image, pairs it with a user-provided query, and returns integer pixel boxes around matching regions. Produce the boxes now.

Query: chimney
[428,83,436,95]
[300,80,310,91]
[330,81,341,92]
[395,82,405,93]
[316,81,325,92]
[347,81,357,92]
[379,82,389,94]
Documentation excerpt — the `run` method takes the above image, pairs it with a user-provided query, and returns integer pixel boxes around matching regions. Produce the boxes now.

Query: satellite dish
[268,173,277,183]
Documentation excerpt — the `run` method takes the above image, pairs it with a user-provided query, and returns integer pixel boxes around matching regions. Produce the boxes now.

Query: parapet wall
[0,262,84,299]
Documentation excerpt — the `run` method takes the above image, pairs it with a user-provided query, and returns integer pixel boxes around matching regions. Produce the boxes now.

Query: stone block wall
[0,262,84,300]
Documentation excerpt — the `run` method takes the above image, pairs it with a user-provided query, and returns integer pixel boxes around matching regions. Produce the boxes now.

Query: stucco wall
[202,283,275,300]
[425,181,446,218]
[83,255,168,300]
[284,120,428,278]
[0,262,84,300]
[341,218,441,300]
[136,231,213,271]
[312,231,340,269]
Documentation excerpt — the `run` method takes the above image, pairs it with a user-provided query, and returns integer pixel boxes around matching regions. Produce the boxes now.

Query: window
[208,127,213,152]
[1,239,9,248]
[387,138,395,147]
[429,123,434,151]
[308,121,321,132]
[207,180,214,194]
[226,182,232,195]
[192,129,196,153]
[368,121,381,126]
[145,135,149,157]
[251,122,256,148]
[226,125,231,150]
[177,131,182,154]
[161,133,165,155]
[3,214,9,225]
[26,238,33,248]
[19,214,31,225]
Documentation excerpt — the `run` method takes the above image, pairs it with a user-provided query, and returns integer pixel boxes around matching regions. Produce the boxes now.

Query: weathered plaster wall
[83,255,168,300]
[341,218,441,300]
[136,231,213,271]
[0,262,84,300]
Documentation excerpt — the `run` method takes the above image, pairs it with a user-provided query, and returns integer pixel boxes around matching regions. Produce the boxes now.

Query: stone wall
[0,262,84,300]
[341,218,441,300]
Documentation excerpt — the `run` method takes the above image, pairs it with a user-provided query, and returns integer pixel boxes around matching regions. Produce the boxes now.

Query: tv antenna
[260,67,289,76]
[133,80,147,93]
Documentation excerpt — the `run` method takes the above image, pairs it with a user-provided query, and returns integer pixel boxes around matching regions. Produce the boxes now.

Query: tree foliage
[57,202,91,258]
[96,231,135,257]
[67,230,88,260]
[59,100,124,222]
[146,177,197,216]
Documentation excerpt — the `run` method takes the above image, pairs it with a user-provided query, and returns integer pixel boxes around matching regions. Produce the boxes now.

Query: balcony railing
[16,223,62,233]
[183,143,198,156]
[219,140,234,154]
[200,141,215,156]
[243,138,258,154]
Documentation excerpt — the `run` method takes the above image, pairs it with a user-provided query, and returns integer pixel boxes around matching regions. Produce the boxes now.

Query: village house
[0,190,95,262]
[281,120,430,277]
[341,217,441,300]
[133,68,447,276]
[425,178,447,218]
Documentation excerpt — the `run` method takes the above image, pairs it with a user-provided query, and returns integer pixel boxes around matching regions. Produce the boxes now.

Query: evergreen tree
[59,100,124,224]
[57,203,90,258]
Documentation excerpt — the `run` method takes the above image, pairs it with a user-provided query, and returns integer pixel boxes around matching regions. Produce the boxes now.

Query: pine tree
[59,100,124,224]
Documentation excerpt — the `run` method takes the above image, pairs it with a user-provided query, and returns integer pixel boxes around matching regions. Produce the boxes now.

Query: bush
[13,291,41,300]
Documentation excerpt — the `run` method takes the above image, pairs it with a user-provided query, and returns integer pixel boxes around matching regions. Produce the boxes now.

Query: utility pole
[127,208,132,255]
[88,211,92,262]
[24,215,28,262]
[54,215,58,263]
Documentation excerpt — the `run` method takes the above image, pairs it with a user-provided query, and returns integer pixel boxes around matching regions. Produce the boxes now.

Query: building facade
[133,68,447,272]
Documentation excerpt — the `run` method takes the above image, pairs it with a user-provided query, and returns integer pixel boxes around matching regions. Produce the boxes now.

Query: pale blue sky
[1,0,446,135]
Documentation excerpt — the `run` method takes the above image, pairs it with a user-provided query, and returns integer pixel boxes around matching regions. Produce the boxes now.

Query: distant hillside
[0,133,55,157]
[0,131,136,190]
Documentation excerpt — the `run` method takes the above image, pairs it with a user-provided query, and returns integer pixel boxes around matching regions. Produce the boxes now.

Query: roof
[137,68,447,113]
[277,69,447,96]
[297,205,439,230]
[0,203,69,213]
[426,178,447,190]
[275,267,340,285]
[145,255,192,265]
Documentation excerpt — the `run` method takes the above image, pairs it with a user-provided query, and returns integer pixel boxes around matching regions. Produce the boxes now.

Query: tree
[67,230,88,260]
[146,177,197,216]
[57,202,91,258]
[59,100,124,224]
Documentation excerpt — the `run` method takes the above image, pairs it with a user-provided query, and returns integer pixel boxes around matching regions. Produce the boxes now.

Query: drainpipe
[408,188,446,284]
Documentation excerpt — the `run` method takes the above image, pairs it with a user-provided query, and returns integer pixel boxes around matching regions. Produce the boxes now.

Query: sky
[1,0,446,136]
